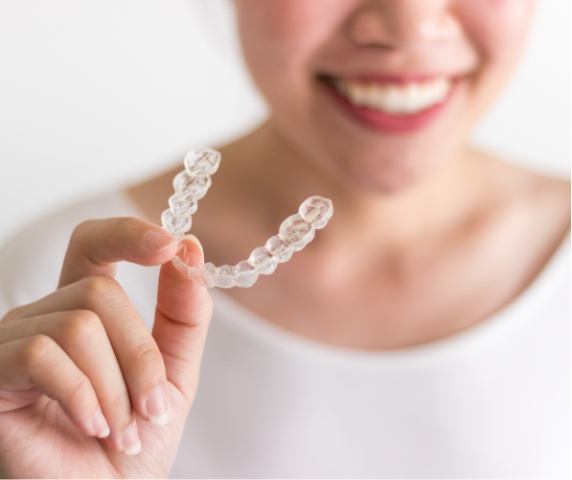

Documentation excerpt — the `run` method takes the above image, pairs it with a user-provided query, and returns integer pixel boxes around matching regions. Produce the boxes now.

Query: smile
[330,77,451,114]
[318,74,458,133]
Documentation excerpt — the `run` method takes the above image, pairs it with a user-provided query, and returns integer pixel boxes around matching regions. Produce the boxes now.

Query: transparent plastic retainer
[160,147,334,289]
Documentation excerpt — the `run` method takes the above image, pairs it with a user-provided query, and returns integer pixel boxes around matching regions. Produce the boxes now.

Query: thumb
[152,234,213,402]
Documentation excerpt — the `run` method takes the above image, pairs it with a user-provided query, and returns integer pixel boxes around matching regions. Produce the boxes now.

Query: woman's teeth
[331,77,451,114]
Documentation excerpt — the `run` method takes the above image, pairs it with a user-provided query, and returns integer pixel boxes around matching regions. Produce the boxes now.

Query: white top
[0,188,569,479]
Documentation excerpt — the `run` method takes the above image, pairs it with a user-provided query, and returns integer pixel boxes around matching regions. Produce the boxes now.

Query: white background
[0,0,569,245]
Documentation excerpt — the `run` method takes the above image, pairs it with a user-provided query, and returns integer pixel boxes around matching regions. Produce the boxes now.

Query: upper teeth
[332,77,451,114]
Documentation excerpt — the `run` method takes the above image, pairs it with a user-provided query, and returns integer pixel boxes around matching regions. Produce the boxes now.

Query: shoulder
[471,148,569,225]
[0,189,138,313]
[471,149,569,293]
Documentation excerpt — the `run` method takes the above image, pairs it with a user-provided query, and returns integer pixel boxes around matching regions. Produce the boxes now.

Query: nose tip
[348,0,461,50]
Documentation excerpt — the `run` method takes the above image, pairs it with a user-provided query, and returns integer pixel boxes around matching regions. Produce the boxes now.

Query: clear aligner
[161,147,334,288]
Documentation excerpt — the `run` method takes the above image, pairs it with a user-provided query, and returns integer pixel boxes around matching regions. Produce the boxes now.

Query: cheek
[457,0,535,63]
[234,0,354,120]
[235,0,311,58]
[234,0,351,68]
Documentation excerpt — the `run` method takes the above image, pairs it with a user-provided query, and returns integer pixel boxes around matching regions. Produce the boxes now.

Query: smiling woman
[230,0,539,192]
[0,0,570,478]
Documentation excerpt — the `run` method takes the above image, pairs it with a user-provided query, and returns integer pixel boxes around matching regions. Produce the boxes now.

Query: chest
[172,296,569,478]
[197,175,568,351]
[223,248,506,350]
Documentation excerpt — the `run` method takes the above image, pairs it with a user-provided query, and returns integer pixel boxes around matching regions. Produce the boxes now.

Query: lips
[317,74,458,134]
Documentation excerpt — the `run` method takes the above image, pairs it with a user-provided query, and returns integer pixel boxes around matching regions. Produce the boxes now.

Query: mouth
[316,73,459,134]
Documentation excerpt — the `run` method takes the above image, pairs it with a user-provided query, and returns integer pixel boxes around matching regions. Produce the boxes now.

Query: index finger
[58,217,179,287]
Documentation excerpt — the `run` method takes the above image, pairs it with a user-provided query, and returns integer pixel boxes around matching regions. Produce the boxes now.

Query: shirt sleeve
[0,213,74,319]
[0,190,143,320]
[0,281,15,318]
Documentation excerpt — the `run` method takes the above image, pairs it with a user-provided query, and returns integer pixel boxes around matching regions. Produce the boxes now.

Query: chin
[362,171,423,195]
[337,152,433,196]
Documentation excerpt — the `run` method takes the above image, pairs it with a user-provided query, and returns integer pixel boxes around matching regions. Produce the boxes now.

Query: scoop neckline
[118,187,570,367]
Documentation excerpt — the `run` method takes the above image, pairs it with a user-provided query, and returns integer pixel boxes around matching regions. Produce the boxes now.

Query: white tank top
[0,189,569,478]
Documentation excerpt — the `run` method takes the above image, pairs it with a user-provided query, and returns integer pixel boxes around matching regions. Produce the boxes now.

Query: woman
[0,0,569,477]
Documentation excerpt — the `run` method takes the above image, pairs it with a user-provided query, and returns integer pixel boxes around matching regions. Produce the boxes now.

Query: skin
[0,224,212,477]
[0,0,569,477]
[130,0,569,348]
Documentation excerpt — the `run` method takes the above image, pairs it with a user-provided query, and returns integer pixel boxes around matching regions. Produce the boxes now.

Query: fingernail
[143,230,174,251]
[90,407,110,438]
[144,384,170,426]
[120,419,142,456]
[175,235,204,268]
[185,234,204,256]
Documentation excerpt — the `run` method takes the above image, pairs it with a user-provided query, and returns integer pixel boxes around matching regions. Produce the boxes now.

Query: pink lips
[319,76,457,134]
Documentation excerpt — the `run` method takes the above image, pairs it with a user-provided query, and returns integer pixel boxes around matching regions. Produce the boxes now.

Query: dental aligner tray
[160,147,334,289]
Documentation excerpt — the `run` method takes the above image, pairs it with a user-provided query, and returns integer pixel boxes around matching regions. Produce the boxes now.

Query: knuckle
[80,274,120,304]
[70,219,95,244]
[195,291,214,325]
[1,306,24,323]
[21,334,56,368]
[108,386,131,414]
[116,216,141,236]
[130,340,162,370]
[60,310,103,345]
[65,373,92,407]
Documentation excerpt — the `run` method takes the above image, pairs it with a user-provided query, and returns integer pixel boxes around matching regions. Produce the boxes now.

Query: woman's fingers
[0,308,143,454]
[0,218,215,455]
[58,217,179,287]
[0,335,111,439]
[152,235,213,402]
[56,216,214,403]
[1,276,169,453]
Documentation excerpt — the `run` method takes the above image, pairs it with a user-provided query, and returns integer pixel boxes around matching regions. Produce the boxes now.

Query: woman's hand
[0,217,213,478]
